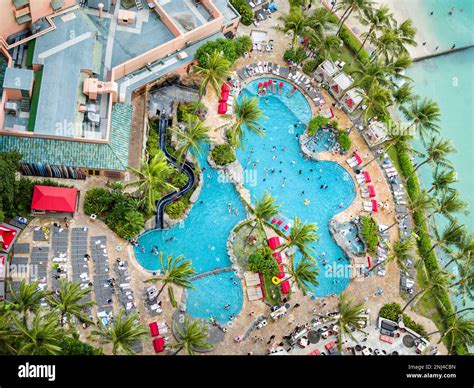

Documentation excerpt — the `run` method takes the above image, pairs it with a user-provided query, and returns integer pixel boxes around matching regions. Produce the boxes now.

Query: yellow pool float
[304,199,310,206]
[272,276,282,285]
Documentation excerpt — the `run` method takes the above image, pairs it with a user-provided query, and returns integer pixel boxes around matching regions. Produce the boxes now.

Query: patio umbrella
[307,330,320,344]
[403,334,415,348]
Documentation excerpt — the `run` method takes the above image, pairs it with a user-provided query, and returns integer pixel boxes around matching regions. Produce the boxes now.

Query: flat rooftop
[157,0,213,33]
[32,11,104,138]
[3,67,34,90]
[212,0,240,25]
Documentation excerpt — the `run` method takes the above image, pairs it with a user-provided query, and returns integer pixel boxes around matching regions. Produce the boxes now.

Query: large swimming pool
[134,78,356,322]
[236,78,356,296]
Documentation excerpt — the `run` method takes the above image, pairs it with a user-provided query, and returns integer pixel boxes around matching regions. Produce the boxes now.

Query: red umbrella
[293,85,297,90]
[279,82,283,88]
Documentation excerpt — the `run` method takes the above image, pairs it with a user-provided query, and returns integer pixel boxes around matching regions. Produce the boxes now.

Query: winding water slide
[155,113,196,229]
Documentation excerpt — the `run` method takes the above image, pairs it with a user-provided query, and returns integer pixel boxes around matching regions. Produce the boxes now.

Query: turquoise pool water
[306,127,337,153]
[340,221,365,255]
[237,78,356,297]
[134,151,246,323]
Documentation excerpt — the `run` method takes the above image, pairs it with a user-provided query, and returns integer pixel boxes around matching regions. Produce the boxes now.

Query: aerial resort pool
[134,78,356,322]
[237,78,356,297]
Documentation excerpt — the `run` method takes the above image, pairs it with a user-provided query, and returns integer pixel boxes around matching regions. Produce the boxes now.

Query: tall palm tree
[277,216,319,261]
[230,96,265,150]
[172,115,210,172]
[276,9,313,49]
[449,262,473,307]
[402,98,441,144]
[334,292,367,351]
[430,191,468,223]
[389,82,417,110]
[402,270,453,313]
[92,310,147,355]
[144,253,196,300]
[408,138,455,179]
[308,33,342,63]
[393,19,417,53]
[284,255,319,294]
[354,86,391,126]
[0,311,16,355]
[428,167,458,195]
[7,280,46,325]
[443,231,474,269]
[386,53,413,84]
[428,221,467,255]
[369,236,415,273]
[172,315,212,355]
[46,279,94,327]
[352,60,391,91]
[308,7,337,37]
[192,50,231,108]
[243,191,282,241]
[383,189,434,232]
[357,5,394,54]
[12,310,64,355]
[426,316,474,354]
[335,0,375,35]
[127,151,178,214]
[369,26,400,62]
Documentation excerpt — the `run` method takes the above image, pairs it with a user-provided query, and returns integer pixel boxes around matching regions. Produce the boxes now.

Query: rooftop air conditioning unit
[4,101,19,116]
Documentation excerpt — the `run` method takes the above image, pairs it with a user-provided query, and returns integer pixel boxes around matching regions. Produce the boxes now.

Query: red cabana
[31,185,78,215]
[325,341,335,350]
[272,252,283,264]
[218,102,228,114]
[309,349,321,356]
[153,337,165,353]
[281,280,290,294]
[220,90,230,102]
[268,237,281,250]
[353,152,362,165]
[363,171,371,183]
[221,83,230,92]
[149,322,159,337]
[368,185,376,198]
[279,82,283,88]
[371,199,378,212]
[0,224,18,253]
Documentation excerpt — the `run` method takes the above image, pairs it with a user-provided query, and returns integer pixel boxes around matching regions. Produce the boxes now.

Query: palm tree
[12,310,64,355]
[386,53,413,84]
[172,315,212,355]
[308,7,337,37]
[276,9,313,49]
[357,5,394,54]
[92,310,147,355]
[0,311,16,354]
[334,292,367,351]
[46,279,95,327]
[127,151,178,214]
[428,167,458,195]
[401,270,453,313]
[192,50,231,108]
[277,216,319,261]
[230,96,265,150]
[335,0,375,36]
[352,60,391,91]
[407,138,455,179]
[449,262,473,307]
[308,33,342,63]
[144,253,196,300]
[353,86,391,126]
[431,191,468,223]
[389,82,417,110]
[172,115,210,171]
[7,280,46,324]
[428,221,467,255]
[401,98,441,144]
[369,26,400,62]
[243,191,282,242]
[393,19,417,53]
[443,231,474,269]
[284,255,319,294]
[369,236,415,273]
[426,316,474,353]
[383,189,434,232]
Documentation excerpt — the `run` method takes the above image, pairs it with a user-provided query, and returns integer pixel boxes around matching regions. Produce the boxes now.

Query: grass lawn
[263,273,282,305]
[330,45,364,75]
[27,68,43,132]
[386,146,402,174]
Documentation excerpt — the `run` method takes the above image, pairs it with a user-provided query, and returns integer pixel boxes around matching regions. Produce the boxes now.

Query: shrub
[379,303,428,338]
[230,0,253,25]
[360,216,379,254]
[177,101,206,122]
[165,198,189,219]
[211,144,236,166]
[248,252,279,276]
[234,35,252,57]
[169,170,188,188]
[61,337,103,355]
[303,59,317,75]
[83,187,114,216]
[307,115,329,136]
[146,125,159,159]
[338,131,351,151]
[284,47,307,64]
[195,38,237,67]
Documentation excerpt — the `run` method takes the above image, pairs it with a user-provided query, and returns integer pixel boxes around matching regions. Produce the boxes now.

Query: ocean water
[237,78,356,297]
[404,0,474,327]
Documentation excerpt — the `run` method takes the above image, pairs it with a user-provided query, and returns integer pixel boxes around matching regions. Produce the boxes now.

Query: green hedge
[338,131,351,151]
[284,47,307,64]
[303,59,318,75]
[360,216,379,254]
[307,115,329,136]
[165,197,190,219]
[211,144,236,166]
[230,0,253,25]
[27,69,43,132]
[396,143,465,354]
[379,303,428,338]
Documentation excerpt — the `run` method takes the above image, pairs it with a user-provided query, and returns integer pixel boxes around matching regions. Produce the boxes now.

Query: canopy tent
[353,152,362,165]
[363,171,371,183]
[368,185,376,198]
[31,185,78,214]
[267,237,281,250]
[0,224,19,253]
[371,199,378,212]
